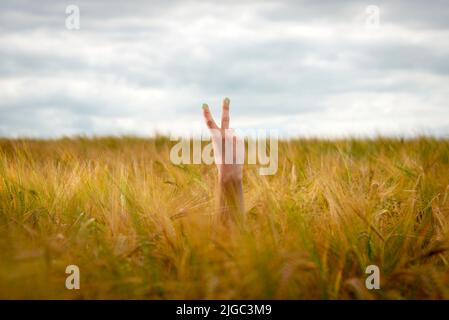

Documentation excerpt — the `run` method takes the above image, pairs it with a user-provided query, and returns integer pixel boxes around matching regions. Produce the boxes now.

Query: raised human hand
[202,97,244,218]
[202,98,243,183]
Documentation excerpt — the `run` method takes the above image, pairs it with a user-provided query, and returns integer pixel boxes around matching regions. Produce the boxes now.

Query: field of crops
[1,136,448,299]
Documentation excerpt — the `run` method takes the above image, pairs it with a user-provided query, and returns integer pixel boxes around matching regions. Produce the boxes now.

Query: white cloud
[0,0,448,137]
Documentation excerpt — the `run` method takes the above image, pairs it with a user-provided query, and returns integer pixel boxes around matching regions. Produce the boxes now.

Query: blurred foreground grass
[1,136,449,299]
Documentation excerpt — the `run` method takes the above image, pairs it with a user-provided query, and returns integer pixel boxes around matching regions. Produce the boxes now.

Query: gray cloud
[0,0,449,137]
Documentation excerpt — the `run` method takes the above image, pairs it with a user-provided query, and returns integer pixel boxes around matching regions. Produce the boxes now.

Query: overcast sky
[1,0,449,138]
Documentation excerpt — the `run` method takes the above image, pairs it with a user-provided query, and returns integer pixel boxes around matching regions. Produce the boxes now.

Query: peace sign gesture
[202,97,230,130]
[202,97,244,218]
[202,98,243,183]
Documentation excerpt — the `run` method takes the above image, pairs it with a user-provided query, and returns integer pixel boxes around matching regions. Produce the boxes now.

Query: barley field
[0,136,449,299]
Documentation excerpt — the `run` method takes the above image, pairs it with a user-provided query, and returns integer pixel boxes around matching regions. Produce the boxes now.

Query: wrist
[219,173,242,185]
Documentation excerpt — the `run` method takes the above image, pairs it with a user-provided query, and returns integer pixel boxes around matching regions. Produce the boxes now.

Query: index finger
[202,103,219,129]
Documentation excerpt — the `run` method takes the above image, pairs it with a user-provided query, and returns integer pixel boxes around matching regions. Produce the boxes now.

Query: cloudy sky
[1,0,449,138]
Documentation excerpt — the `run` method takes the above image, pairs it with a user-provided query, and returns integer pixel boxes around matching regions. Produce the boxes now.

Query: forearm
[218,176,244,221]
